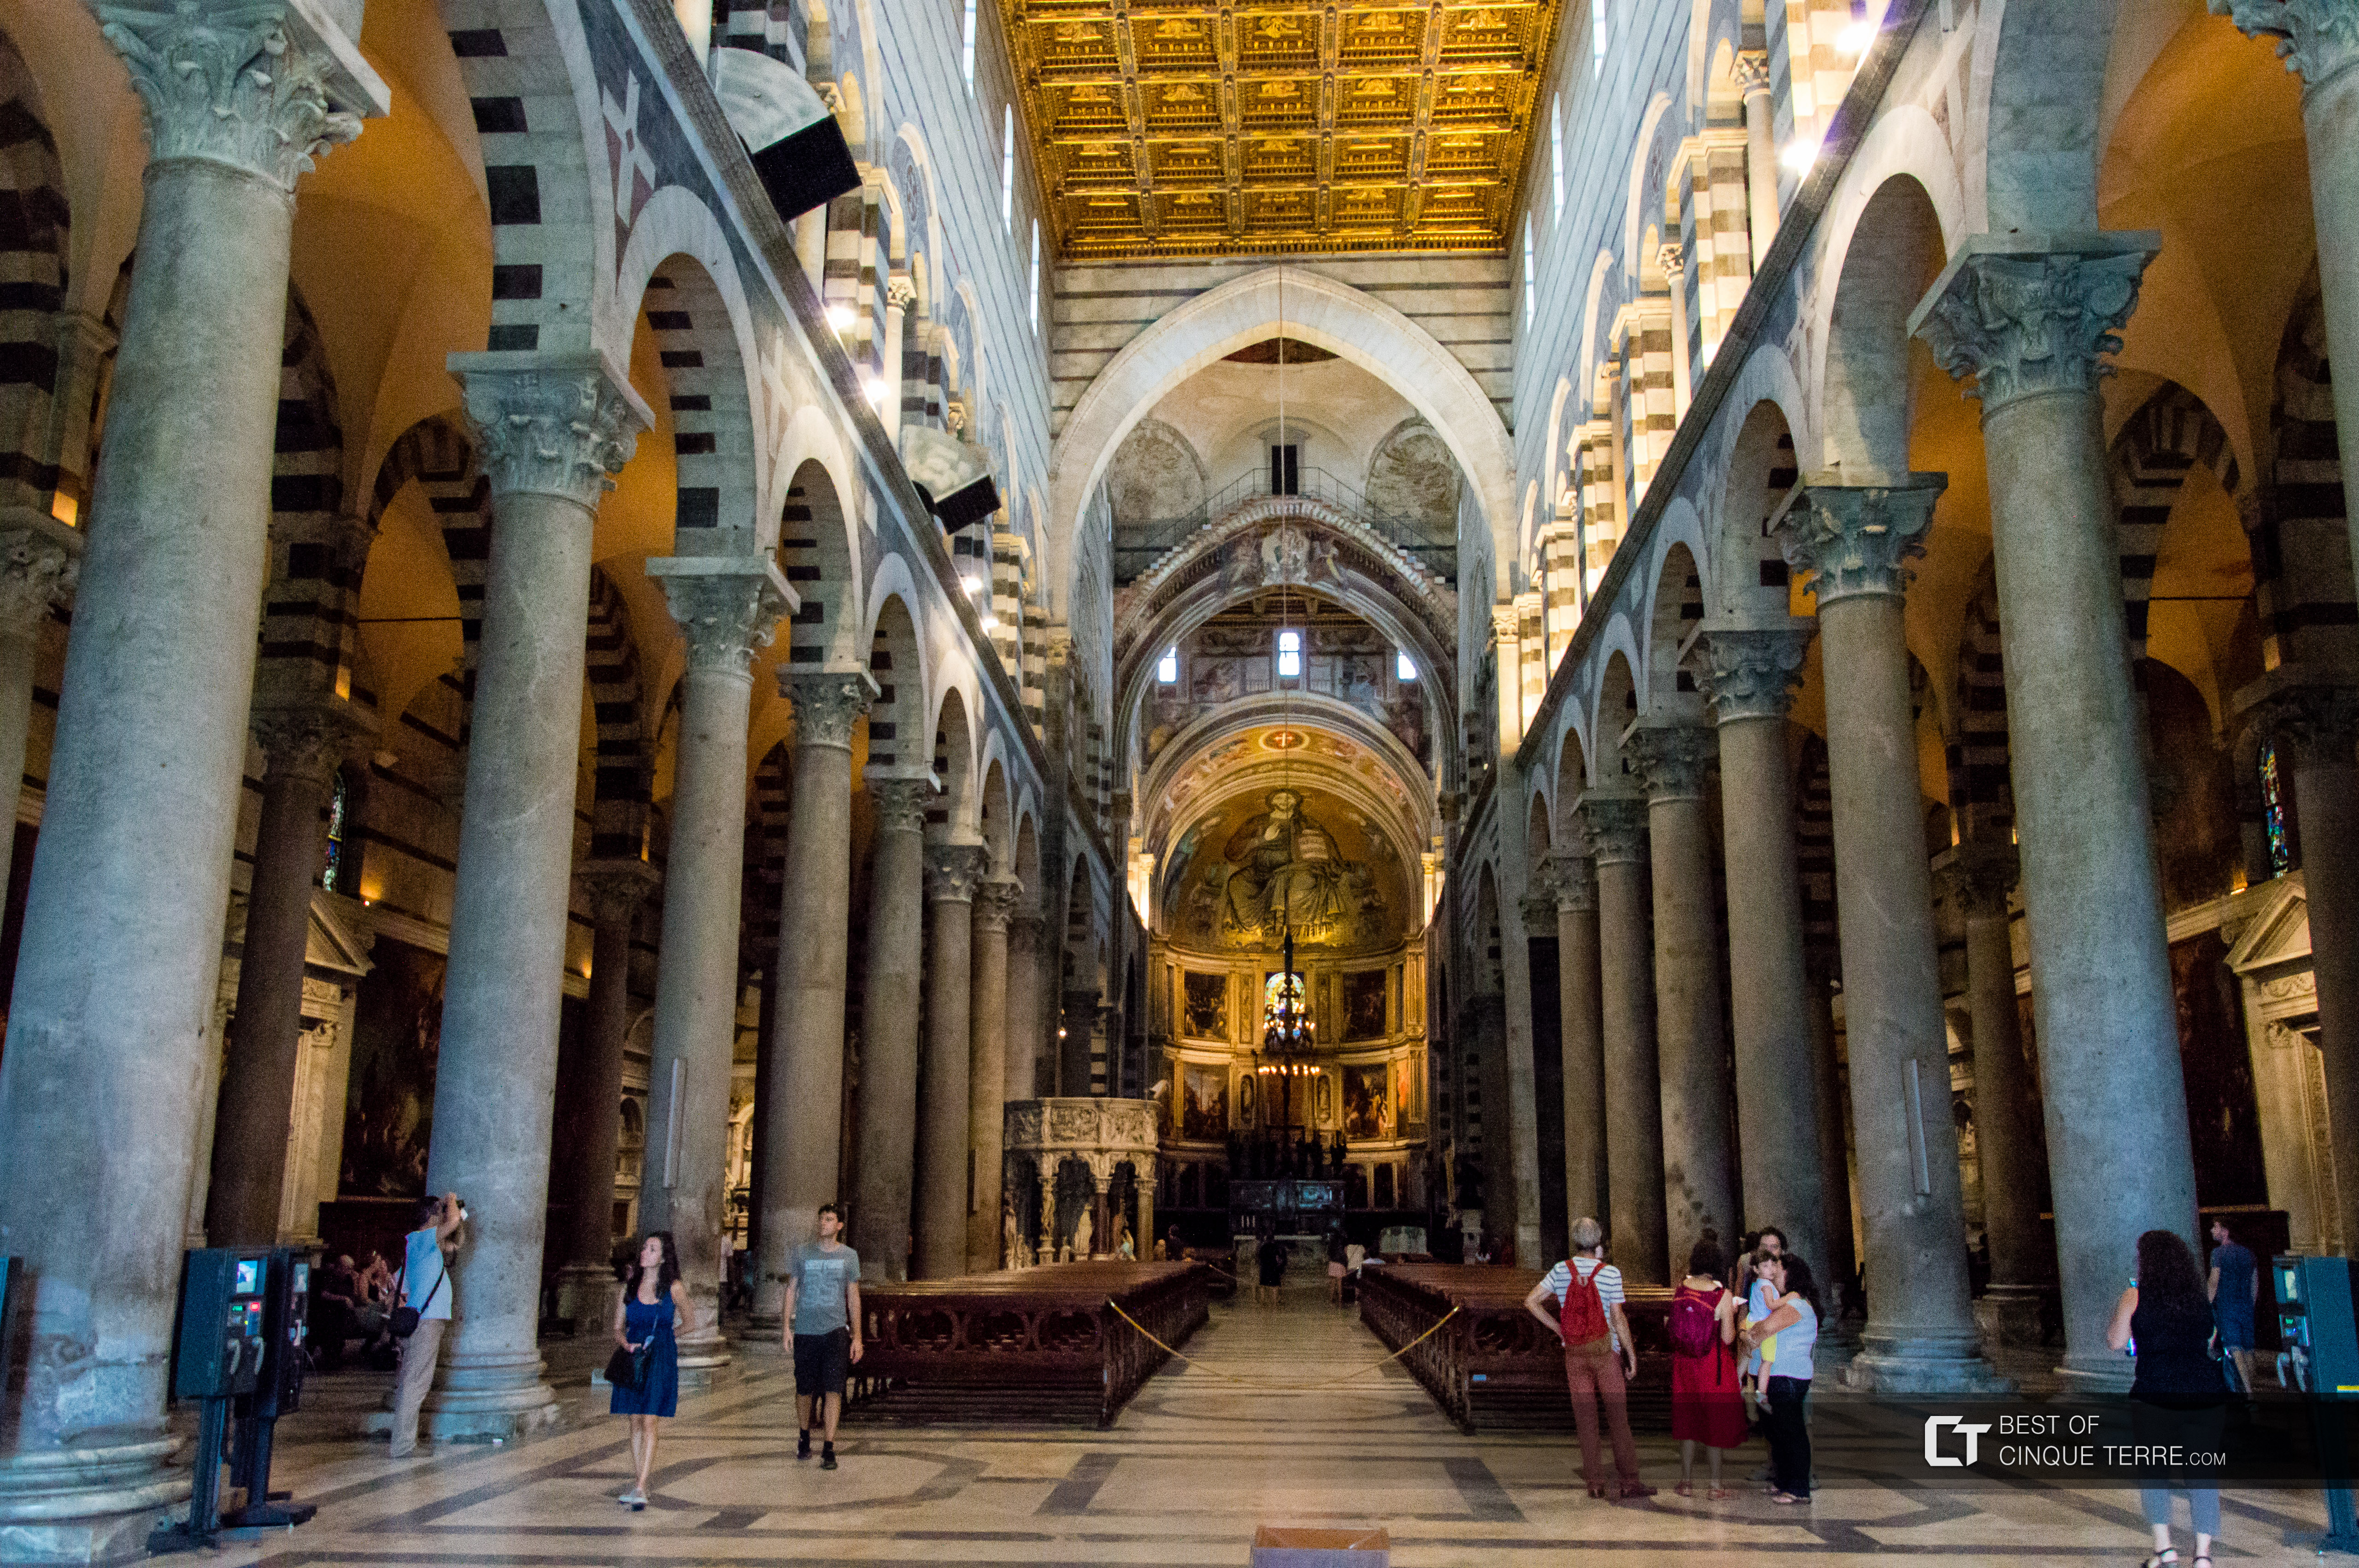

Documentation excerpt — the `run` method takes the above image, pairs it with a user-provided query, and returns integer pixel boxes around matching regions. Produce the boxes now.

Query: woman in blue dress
[611,1230,695,1509]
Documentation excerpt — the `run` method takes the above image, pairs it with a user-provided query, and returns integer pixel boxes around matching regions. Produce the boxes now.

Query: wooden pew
[1358,1262,1677,1433]
[854,1260,1212,1428]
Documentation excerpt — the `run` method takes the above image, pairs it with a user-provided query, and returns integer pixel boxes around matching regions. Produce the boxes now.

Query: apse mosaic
[1163,783,1403,951]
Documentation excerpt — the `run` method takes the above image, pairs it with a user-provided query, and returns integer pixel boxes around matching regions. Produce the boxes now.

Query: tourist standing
[1668,1236,1746,1498]
[1523,1216,1654,1501]
[2205,1217,2259,1394]
[2110,1229,2230,1568]
[389,1192,463,1459]
[1326,1226,1349,1305]
[1256,1229,1289,1305]
[1744,1252,1820,1504]
[610,1231,695,1509]
[784,1202,865,1470]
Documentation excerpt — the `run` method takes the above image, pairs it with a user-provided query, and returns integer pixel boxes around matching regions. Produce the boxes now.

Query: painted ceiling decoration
[1003,0,1563,258]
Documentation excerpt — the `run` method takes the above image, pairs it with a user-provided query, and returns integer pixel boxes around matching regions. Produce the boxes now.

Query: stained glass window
[322,772,348,891]
[2260,742,2291,877]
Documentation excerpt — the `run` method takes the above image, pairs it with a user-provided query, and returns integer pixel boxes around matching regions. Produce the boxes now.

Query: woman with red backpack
[1522,1216,1656,1501]
[1668,1235,1747,1498]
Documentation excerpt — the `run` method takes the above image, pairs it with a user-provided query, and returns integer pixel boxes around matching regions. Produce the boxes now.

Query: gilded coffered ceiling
[1003,0,1561,259]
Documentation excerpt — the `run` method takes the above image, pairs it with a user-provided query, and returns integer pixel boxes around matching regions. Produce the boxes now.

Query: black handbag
[391,1264,444,1340]
[605,1341,653,1392]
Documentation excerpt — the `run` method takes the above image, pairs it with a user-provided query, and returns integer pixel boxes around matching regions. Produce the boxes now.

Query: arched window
[321,771,348,892]
[1156,646,1179,684]
[962,0,978,88]
[1397,649,1417,682]
[1549,98,1564,225]
[1001,104,1016,229]
[1521,219,1536,327]
[1276,628,1302,679]
[1028,219,1042,331]
[1591,0,1608,72]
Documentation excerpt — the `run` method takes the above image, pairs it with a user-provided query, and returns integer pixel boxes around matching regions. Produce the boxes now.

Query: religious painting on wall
[1182,971,1228,1040]
[1238,1071,1257,1128]
[1344,1063,1390,1140]
[1342,970,1388,1041]
[1181,1063,1229,1141]
[1314,1071,1334,1128]
[339,937,446,1199]
[1168,784,1400,951]
[1394,1053,1419,1128]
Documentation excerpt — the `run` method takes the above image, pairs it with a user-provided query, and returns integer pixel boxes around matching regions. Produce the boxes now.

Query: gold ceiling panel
[1004,0,1561,258]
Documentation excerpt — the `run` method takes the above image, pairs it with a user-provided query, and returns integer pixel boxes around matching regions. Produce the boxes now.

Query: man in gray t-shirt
[781,1203,863,1467]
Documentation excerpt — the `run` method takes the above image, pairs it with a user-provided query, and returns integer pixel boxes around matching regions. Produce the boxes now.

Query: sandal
[1770,1491,1808,1505]
[1708,1486,1731,1500]
[2140,1555,2178,1568]
[1674,1482,1694,1498]
[1587,1482,1607,1499]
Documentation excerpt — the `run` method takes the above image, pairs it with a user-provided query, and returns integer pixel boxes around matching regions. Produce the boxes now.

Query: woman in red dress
[1668,1235,1749,1498]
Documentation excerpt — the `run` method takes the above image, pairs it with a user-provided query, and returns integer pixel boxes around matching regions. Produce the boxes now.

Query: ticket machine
[2273,1253,2359,1554]
[221,1249,317,1530]
[152,1248,272,1550]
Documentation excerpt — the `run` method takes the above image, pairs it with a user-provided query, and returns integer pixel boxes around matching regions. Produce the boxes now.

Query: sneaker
[796,1430,811,1461]
[820,1445,838,1471]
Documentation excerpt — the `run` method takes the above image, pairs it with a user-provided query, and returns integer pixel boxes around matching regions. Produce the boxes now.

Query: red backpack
[1558,1260,1610,1346]
[1668,1286,1720,1358]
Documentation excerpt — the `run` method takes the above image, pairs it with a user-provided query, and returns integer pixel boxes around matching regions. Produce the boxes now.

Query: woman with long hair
[1744,1252,1822,1505]
[610,1231,698,1509]
[1668,1235,1747,1498]
[2108,1229,2229,1568]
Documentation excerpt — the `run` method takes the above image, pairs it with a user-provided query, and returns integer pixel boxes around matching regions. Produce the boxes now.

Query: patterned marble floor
[204,1285,2338,1567]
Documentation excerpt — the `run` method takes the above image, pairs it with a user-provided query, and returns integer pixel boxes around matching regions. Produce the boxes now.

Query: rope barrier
[1106,1299,1460,1392]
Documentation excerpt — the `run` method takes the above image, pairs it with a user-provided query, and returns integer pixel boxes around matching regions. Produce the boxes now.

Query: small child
[1743,1250,1780,1410]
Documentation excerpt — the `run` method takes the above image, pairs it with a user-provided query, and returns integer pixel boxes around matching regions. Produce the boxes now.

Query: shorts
[2216,1316,2254,1353]
[793,1327,852,1397]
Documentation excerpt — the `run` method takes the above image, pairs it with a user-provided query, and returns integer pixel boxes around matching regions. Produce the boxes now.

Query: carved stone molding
[1701,622,1812,723]
[650,556,795,679]
[577,857,661,928]
[1912,234,2159,414]
[0,514,82,633]
[781,669,875,750]
[924,842,988,903]
[96,0,387,194]
[2211,0,2359,89]
[1550,851,1598,914]
[973,875,1023,932]
[1576,791,1649,866]
[450,352,645,508]
[1625,724,1717,804]
[1778,475,1947,606]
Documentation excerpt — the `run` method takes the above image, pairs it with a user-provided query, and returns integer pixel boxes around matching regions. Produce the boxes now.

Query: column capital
[1656,241,1686,279]
[448,350,650,508]
[973,874,1023,931]
[96,0,389,194]
[781,667,880,750]
[1007,909,1047,949]
[1701,620,1813,723]
[648,556,797,679]
[575,857,660,926]
[0,511,82,632]
[1575,790,1649,866]
[1517,864,1558,930]
[1935,841,2019,919]
[1625,722,1718,803]
[1777,473,1947,606]
[2210,0,2359,90]
[2236,665,2359,767]
[1909,232,2159,414]
[886,273,919,312]
[1549,851,1598,913]
[868,770,937,832]
[249,691,372,784]
[925,842,989,903]
[1731,48,1772,94]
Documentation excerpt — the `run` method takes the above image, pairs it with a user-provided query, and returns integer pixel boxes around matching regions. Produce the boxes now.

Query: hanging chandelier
[1258,925,1315,1067]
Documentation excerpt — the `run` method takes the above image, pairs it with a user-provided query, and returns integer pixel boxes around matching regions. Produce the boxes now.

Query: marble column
[2212,2,2359,583]
[1805,956,1860,1324]
[205,696,368,1245]
[1659,244,1694,421]
[918,843,986,1277]
[751,669,873,1325]
[552,861,657,1324]
[1004,910,1046,1101]
[1625,721,1735,1267]
[1702,622,1828,1270]
[0,7,382,1556]
[0,515,78,900]
[1578,790,1667,1283]
[637,556,791,1365]
[1916,234,2197,1386]
[968,876,1020,1270]
[1734,50,1779,267]
[850,775,930,1281]
[2242,675,2359,1254]
[1779,474,2005,1392]
[1551,852,1607,1226]
[420,354,645,1438]
[1940,841,2053,1344]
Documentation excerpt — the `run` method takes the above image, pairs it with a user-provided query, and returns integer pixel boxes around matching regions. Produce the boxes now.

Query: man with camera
[390,1191,464,1458]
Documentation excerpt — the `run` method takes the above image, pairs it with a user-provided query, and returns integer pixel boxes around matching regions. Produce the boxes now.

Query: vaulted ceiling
[1003,0,1564,259]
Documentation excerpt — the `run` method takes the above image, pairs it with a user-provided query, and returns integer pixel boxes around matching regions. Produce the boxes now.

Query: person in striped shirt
[1523,1216,1655,1500]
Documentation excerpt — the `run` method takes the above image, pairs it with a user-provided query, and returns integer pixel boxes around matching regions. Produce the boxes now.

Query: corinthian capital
[448,351,649,508]
[97,0,388,194]
[782,667,879,750]
[868,771,936,833]
[1701,621,1812,722]
[649,556,797,679]
[925,842,988,903]
[1575,791,1649,866]
[973,875,1022,931]
[2237,665,2359,768]
[1935,841,2019,921]
[1777,473,1947,606]
[576,857,661,927]
[1731,49,1772,95]
[0,512,82,633]
[1625,723,1717,803]
[1910,233,2159,413]
[249,692,371,784]
[1549,851,1597,913]
[2211,0,2359,88]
